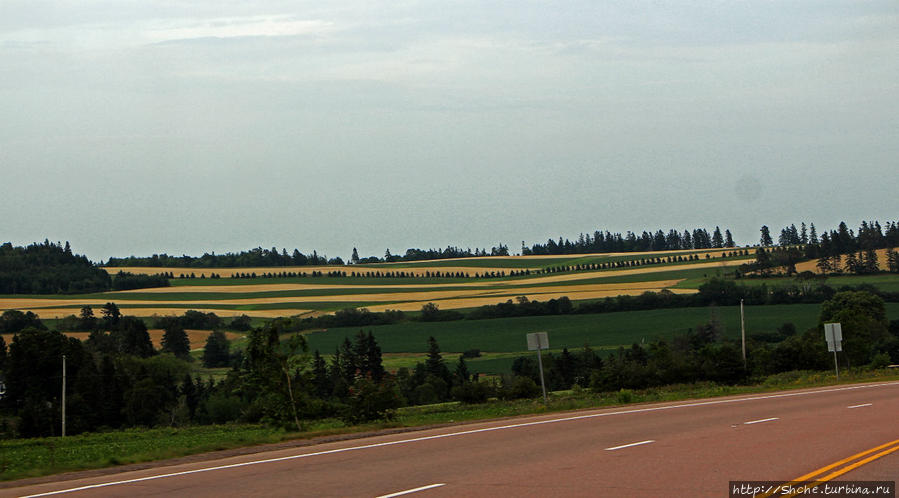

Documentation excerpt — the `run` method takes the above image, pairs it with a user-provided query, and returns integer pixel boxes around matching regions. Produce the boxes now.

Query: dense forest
[0,241,168,295]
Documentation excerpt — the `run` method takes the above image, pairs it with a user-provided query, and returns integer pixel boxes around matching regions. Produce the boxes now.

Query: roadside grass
[5,368,898,483]
[0,425,292,482]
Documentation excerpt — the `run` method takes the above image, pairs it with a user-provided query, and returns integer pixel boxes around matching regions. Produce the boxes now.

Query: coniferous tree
[760,226,773,247]
[202,330,231,367]
[712,227,724,248]
[162,323,191,359]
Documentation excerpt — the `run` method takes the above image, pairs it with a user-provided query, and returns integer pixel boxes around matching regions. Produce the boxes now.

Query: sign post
[824,323,842,381]
[526,332,549,403]
[740,299,746,369]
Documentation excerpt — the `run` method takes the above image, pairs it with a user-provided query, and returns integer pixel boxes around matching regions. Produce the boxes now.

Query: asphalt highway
[6,381,899,497]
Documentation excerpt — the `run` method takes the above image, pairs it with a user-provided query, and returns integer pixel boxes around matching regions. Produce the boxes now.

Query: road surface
[5,381,899,497]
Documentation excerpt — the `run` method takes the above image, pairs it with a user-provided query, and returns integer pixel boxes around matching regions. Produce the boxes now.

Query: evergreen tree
[454,355,470,386]
[809,223,819,244]
[724,229,735,248]
[202,330,231,367]
[424,336,450,383]
[365,331,385,382]
[162,323,191,359]
[760,226,773,247]
[312,351,330,398]
[712,227,724,248]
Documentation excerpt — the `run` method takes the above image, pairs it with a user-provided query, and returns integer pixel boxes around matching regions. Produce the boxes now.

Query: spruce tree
[162,322,191,359]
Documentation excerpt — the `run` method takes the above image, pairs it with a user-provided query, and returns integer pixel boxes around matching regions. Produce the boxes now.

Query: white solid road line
[744,417,779,425]
[605,440,655,451]
[376,483,446,498]
[20,381,899,497]
[847,403,873,409]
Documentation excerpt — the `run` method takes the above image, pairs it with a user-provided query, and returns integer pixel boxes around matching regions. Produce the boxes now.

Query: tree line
[521,226,737,255]
[747,220,899,275]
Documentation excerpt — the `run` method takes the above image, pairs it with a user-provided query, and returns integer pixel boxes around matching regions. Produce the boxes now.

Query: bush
[451,382,492,404]
[616,389,634,404]
[870,352,891,369]
[500,376,540,400]
[199,394,245,424]
[341,379,401,424]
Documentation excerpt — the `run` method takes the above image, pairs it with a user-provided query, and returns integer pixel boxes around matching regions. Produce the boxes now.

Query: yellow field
[0,254,749,319]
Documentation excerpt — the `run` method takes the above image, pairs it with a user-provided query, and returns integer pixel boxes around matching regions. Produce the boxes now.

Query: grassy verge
[5,368,898,483]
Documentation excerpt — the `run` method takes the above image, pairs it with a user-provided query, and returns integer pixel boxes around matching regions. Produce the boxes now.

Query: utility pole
[62,354,66,437]
[740,299,746,369]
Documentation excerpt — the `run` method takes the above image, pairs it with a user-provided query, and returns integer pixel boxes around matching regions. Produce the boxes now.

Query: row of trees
[751,220,899,275]
[104,244,512,269]
[106,247,335,268]
[761,221,899,253]
[522,226,737,255]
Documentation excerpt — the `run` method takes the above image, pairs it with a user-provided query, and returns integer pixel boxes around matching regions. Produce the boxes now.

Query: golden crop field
[1,252,751,319]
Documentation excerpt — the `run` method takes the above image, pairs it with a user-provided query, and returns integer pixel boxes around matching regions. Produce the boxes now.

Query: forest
[0,241,168,294]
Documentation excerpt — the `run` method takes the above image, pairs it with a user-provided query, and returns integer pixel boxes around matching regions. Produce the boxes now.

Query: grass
[5,367,898,482]
[0,425,293,481]
[304,304,856,355]
[738,273,899,293]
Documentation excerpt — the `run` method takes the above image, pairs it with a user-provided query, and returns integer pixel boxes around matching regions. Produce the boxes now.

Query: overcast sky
[2,1,897,262]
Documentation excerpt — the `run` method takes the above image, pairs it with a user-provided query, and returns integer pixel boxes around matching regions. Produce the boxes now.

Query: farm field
[1,251,752,319]
[4,249,898,376]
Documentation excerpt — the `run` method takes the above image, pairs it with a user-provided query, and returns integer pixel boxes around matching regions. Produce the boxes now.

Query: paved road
[6,381,899,497]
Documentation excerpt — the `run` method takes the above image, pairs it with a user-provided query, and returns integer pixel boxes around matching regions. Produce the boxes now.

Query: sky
[1,1,897,263]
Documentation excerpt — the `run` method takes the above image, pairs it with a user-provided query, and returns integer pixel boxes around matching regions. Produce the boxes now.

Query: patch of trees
[747,220,899,276]
[111,271,171,290]
[521,226,737,255]
[0,241,111,294]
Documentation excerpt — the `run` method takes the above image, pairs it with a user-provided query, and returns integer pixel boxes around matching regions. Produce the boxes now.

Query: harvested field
[112,260,743,295]
[0,280,683,312]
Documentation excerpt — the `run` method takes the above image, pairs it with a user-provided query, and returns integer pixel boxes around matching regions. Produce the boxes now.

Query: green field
[304,303,899,371]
